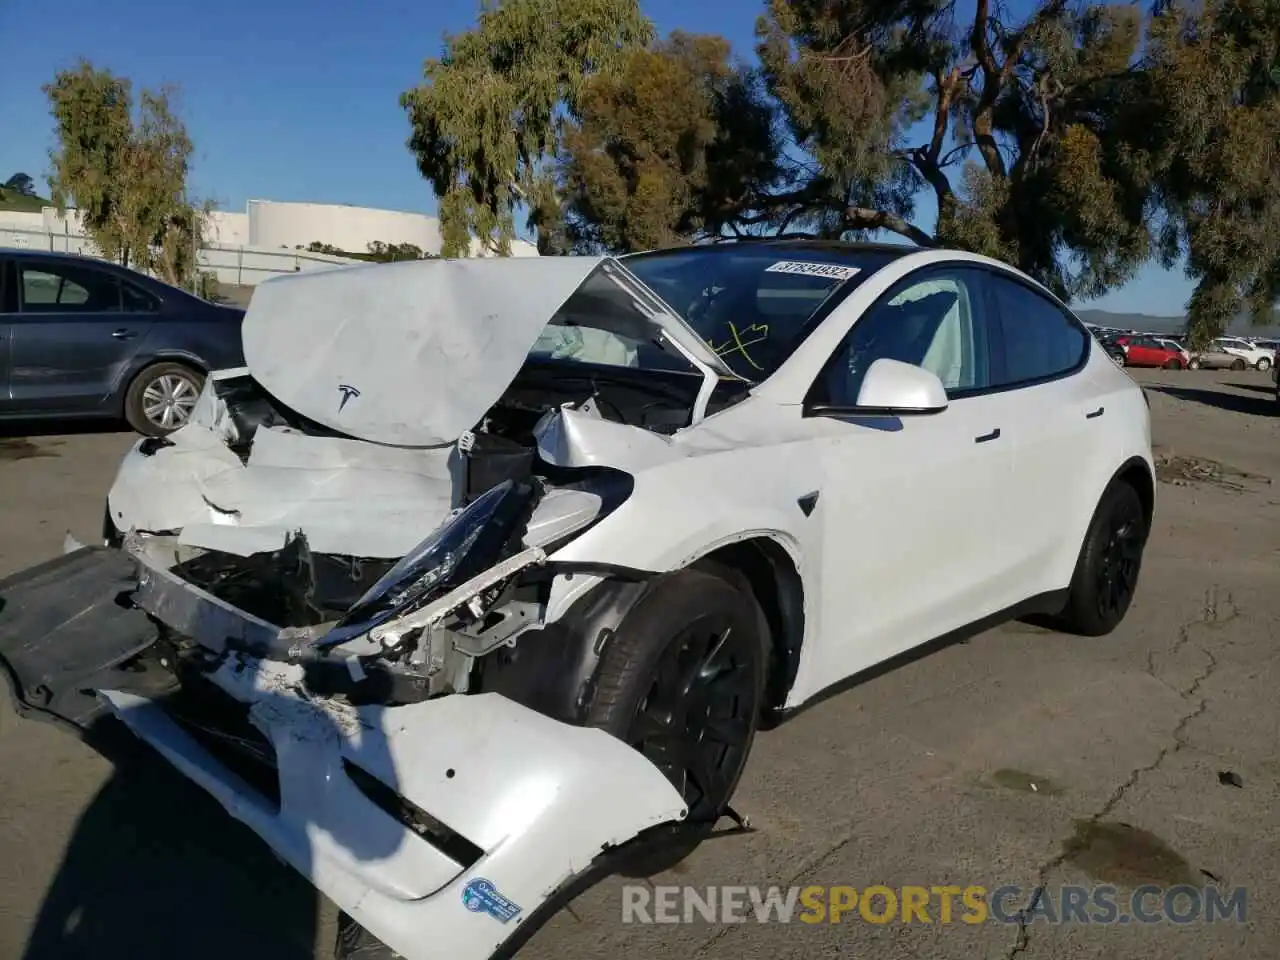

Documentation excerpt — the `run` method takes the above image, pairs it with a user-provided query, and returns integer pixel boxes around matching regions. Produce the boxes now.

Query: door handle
[1085,406,1105,419]
[111,329,136,340]
[974,428,1001,443]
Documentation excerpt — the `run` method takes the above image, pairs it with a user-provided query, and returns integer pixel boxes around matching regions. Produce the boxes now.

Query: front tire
[1056,482,1148,637]
[586,568,768,873]
[1188,357,1202,370]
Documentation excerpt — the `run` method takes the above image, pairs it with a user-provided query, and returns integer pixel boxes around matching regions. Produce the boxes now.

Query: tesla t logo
[337,384,361,412]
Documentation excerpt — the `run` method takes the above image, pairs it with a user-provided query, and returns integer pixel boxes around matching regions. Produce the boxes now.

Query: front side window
[810,268,993,407]
[20,262,121,313]
[987,274,1087,386]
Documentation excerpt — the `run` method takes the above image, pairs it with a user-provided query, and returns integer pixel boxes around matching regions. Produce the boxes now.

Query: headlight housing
[320,480,535,647]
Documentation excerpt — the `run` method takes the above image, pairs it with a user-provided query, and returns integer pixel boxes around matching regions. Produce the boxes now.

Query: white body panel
[99,680,685,960]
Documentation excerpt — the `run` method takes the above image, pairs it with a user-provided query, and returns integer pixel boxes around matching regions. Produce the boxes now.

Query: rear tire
[1257,357,1272,372]
[1055,482,1148,637]
[123,361,204,436]
[1231,357,1247,371]
[584,568,768,875]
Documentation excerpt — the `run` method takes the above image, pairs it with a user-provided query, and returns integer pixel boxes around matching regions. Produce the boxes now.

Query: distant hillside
[1077,308,1280,339]
[0,192,51,213]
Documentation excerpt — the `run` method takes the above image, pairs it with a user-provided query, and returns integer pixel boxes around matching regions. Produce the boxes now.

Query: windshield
[623,245,902,379]
[527,245,902,381]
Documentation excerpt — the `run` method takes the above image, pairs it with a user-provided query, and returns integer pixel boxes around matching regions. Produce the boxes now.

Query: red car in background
[1114,335,1189,369]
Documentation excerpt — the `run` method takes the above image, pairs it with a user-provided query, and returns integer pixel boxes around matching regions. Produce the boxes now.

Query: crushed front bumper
[0,548,689,960]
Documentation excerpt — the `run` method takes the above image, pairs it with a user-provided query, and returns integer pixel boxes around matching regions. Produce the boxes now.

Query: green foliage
[304,240,439,262]
[44,60,204,288]
[1134,0,1280,344]
[401,0,654,256]
[4,172,37,197]
[366,240,434,262]
[560,32,783,252]
[409,0,1280,328]
[753,0,1158,300]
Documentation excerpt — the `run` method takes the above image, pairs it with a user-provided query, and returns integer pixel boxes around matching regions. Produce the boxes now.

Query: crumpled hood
[241,255,736,449]
[242,257,601,447]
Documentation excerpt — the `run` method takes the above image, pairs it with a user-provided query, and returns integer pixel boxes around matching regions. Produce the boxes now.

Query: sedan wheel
[1257,357,1272,372]
[1231,357,1247,371]
[124,362,205,436]
[1188,357,1201,369]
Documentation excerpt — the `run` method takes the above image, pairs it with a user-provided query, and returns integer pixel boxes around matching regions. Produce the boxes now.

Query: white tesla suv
[0,241,1155,960]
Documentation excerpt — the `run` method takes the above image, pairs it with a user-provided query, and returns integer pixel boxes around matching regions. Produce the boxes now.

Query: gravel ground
[0,366,1276,960]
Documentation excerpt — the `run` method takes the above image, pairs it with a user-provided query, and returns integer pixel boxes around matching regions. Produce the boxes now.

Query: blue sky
[0,0,1195,315]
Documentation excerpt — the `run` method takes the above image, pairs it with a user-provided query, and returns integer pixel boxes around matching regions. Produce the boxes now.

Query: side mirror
[806,358,949,418]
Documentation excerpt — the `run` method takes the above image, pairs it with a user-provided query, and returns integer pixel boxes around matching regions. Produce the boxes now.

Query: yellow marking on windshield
[713,322,769,371]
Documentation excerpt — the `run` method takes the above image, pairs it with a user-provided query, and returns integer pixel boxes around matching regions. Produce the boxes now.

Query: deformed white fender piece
[106,425,245,535]
[99,675,687,960]
[534,404,685,472]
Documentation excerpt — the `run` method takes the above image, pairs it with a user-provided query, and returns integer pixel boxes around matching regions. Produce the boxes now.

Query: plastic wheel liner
[0,545,690,960]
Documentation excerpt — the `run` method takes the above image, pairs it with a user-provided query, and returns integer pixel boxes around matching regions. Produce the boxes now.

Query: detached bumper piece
[99,683,688,960]
[0,547,161,730]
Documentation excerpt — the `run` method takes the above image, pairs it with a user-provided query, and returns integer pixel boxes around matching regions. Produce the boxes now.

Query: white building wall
[1,199,538,284]
[205,210,250,246]
[247,199,443,254]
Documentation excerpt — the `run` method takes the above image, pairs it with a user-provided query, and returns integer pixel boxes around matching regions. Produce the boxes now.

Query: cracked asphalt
[0,367,1277,960]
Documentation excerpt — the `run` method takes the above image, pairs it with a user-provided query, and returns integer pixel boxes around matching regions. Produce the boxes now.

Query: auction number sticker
[765,260,861,280]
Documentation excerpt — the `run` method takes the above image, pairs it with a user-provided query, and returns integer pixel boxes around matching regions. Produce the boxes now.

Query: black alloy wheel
[1095,506,1144,623]
[627,612,759,824]
[1056,481,1148,637]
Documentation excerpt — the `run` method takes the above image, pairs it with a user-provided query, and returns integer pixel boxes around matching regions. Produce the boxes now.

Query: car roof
[622,238,921,262]
[0,247,109,263]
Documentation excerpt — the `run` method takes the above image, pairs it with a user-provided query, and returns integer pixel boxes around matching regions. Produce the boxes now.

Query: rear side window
[19,262,122,313]
[988,274,1087,385]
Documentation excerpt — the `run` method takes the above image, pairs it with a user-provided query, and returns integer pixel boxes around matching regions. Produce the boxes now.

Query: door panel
[802,395,1015,688]
[11,260,154,413]
[795,265,1014,692]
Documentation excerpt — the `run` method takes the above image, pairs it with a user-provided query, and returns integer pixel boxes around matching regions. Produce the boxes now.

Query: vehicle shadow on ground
[18,719,322,960]
[0,419,132,440]
[1224,380,1279,396]
[1147,384,1277,417]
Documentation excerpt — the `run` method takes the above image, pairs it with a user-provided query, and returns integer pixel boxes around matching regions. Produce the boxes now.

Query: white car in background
[0,243,1156,960]
[1214,337,1274,371]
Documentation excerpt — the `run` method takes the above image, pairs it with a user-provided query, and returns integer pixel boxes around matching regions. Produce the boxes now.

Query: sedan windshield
[619,245,903,380]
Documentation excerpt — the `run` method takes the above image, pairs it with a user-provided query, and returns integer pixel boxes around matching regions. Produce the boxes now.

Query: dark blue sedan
[0,248,245,435]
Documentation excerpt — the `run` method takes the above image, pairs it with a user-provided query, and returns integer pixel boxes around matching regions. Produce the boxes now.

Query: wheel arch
[687,536,806,723]
[1111,455,1155,532]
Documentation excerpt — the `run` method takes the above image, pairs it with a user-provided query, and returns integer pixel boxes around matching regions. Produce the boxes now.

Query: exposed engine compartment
[114,358,748,725]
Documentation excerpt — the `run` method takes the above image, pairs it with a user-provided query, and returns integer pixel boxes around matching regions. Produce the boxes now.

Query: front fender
[547,471,809,576]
